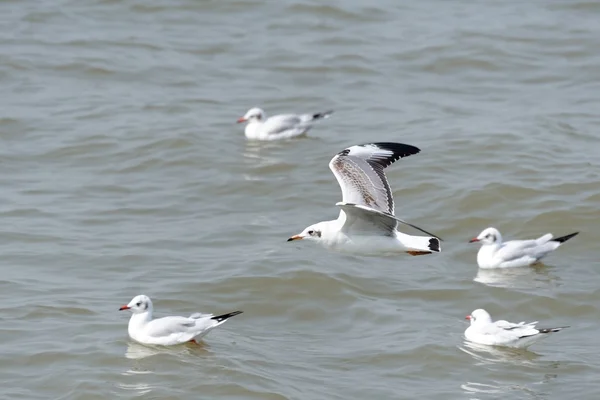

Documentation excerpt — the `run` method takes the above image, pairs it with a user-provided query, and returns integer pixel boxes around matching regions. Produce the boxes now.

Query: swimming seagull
[119,295,242,346]
[469,227,578,268]
[465,309,568,349]
[237,107,333,140]
[288,142,441,256]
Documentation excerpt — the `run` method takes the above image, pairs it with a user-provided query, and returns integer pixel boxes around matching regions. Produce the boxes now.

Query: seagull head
[237,107,265,124]
[469,227,502,245]
[287,223,324,242]
[466,308,492,325]
[120,295,153,314]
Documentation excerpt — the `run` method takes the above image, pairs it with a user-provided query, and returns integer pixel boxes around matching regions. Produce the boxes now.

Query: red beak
[119,305,130,311]
[468,238,479,243]
[465,315,471,320]
[236,117,246,123]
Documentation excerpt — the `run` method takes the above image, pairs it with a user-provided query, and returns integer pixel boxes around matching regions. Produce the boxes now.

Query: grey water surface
[1,0,599,399]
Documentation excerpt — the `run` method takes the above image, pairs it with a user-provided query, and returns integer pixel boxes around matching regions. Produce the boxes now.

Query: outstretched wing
[337,202,441,239]
[329,142,421,215]
[337,203,398,236]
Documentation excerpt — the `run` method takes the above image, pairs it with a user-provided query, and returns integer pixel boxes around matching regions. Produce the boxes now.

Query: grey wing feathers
[329,143,421,215]
[263,114,304,135]
[337,203,398,236]
[337,202,442,239]
[189,312,214,319]
[495,240,539,262]
[145,316,199,337]
[535,233,553,244]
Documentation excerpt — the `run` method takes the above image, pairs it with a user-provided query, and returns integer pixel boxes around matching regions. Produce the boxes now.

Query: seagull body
[465,309,568,349]
[288,142,441,256]
[469,227,578,269]
[119,295,242,346]
[237,107,333,140]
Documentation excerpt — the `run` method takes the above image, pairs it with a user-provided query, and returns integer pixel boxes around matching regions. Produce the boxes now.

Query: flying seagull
[288,142,441,256]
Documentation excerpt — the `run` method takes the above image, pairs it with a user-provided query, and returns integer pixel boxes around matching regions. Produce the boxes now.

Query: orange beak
[287,235,303,242]
[119,305,130,311]
[465,315,471,320]
[468,237,479,243]
[236,117,246,123]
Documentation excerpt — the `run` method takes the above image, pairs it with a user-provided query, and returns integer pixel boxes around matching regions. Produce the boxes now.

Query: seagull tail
[312,110,334,120]
[401,234,441,255]
[538,326,569,334]
[552,232,579,244]
[211,311,243,323]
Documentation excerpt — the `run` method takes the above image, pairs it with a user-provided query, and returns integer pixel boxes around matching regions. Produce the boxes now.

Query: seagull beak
[119,305,130,311]
[468,237,479,243]
[465,315,471,320]
[236,117,246,123]
[287,235,303,242]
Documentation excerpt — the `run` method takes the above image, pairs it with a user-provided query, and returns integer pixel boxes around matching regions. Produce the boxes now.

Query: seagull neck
[478,242,501,258]
[328,218,344,232]
[129,311,152,328]
[248,118,263,126]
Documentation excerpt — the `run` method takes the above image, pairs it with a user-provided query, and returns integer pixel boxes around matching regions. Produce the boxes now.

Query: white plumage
[469,227,578,268]
[465,309,568,349]
[288,142,441,256]
[119,295,242,346]
[237,107,333,140]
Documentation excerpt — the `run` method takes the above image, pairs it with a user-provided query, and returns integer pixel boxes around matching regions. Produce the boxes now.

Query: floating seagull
[119,295,242,346]
[237,107,333,140]
[465,309,568,348]
[469,227,578,268]
[288,142,441,256]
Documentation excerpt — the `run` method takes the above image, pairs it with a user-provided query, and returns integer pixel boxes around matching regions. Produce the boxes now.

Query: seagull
[287,142,441,256]
[119,295,242,346]
[465,309,568,349]
[236,107,333,140]
[469,227,579,268]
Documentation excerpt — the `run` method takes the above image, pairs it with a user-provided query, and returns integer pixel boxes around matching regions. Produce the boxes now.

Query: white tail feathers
[400,233,441,253]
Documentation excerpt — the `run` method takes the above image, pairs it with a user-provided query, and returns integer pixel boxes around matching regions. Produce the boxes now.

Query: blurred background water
[0,0,599,399]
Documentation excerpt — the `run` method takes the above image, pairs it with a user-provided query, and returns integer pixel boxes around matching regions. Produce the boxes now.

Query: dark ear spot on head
[316,231,321,238]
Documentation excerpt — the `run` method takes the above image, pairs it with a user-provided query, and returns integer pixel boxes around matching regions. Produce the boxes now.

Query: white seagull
[119,295,242,346]
[288,142,441,256]
[465,309,568,349]
[469,227,578,269]
[236,107,333,140]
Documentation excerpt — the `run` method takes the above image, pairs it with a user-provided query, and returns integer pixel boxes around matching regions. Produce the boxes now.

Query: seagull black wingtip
[552,232,579,243]
[370,142,421,158]
[211,311,243,322]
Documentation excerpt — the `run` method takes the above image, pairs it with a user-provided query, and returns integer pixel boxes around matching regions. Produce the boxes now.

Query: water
[1,0,599,398]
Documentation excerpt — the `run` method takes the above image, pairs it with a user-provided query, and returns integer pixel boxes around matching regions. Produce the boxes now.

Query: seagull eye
[308,230,314,235]
[136,302,142,307]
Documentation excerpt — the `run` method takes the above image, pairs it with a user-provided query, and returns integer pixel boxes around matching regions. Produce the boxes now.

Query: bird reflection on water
[473,265,561,290]
[458,341,560,398]
[124,341,212,361]
[458,340,542,366]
